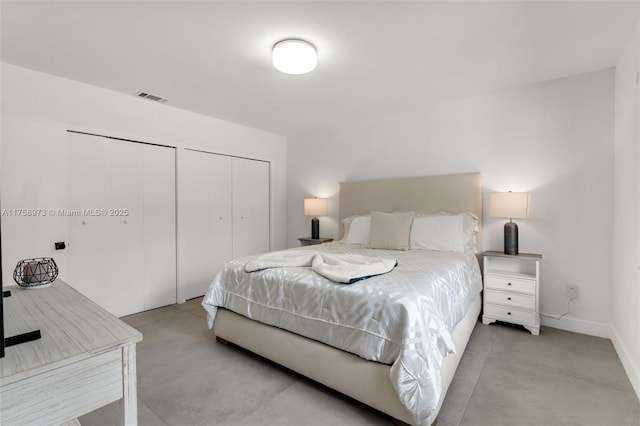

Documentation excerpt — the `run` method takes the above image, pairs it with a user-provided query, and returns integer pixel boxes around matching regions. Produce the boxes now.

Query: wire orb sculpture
[13,258,59,288]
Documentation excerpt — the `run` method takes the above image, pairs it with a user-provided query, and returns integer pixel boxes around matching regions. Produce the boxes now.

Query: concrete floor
[80,298,640,426]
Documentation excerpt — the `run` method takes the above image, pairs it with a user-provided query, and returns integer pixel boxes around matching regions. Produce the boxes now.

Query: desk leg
[122,344,138,426]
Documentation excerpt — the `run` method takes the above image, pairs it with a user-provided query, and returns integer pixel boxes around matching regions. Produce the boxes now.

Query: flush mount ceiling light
[272,39,317,75]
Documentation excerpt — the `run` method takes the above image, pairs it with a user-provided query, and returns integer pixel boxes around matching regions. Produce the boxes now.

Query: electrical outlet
[566,284,579,299]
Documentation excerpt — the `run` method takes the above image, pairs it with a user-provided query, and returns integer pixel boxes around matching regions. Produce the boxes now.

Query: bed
[202,172,483,426]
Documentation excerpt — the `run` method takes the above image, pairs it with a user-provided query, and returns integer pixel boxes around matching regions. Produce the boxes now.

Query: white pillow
[341,214,370,240]
[344,216,370,245]
[410,214,467,252]
[369,211,415,251]
[432,211,479,252]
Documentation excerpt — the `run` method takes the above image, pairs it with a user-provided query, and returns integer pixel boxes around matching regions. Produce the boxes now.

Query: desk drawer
[484,289,535,310]
[485,275,535,294]
[0,349,123,425]
[485,304,536,324]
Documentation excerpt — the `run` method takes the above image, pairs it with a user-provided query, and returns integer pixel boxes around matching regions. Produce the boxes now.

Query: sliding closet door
[67,132,109,305]
[232,158,270,259]
[68,132,177,317]
[143,145,177,310]
[106,139,145,317]
[179,150,232,300]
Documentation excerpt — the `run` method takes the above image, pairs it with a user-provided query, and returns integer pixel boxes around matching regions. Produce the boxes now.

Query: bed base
[213,294,481,426]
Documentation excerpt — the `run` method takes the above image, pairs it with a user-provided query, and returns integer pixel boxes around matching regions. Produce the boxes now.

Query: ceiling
[1,1,638,137]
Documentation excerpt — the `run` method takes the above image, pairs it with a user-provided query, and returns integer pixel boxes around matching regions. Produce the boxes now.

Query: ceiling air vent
[134,91,168,103]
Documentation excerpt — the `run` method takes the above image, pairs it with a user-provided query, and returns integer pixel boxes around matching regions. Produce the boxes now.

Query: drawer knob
[507,282,512,286]
[507,312,512,315]
[507,297,512,300]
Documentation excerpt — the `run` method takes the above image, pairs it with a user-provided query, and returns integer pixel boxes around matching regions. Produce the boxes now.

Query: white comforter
[202,242,482,425]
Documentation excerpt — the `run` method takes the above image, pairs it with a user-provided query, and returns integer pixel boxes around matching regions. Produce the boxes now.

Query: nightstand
[298,237,334,246]
[482,250,542,335]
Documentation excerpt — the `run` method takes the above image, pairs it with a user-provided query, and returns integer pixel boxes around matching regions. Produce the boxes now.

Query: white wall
[0,62,287,288]
[287,69,614,337]
[613,22,640,397]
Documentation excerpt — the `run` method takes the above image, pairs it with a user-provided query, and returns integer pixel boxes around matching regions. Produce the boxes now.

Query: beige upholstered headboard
[338,172,483,250]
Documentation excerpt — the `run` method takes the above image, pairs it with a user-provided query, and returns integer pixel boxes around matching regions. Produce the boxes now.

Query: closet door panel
[232,158,270,259]
[179,150,232,300]
[178,151,209,300]
[69,133,178,317]
[143,145,177,309]
[207,154,233,279]
[67,132,109,307]
[106,139,145,317]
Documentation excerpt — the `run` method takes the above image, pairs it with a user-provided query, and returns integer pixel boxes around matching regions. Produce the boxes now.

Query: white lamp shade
[304,198,328,216]
[489,192,531,219]
[272,39,317,75]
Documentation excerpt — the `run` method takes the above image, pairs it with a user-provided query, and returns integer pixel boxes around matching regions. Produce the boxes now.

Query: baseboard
[610,326,640,400]
[540,313,611,338]
[541,315,640,400]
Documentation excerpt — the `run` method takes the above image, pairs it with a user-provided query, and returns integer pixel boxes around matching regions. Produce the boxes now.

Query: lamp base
[311,217,320,239]
[504,221,519,255]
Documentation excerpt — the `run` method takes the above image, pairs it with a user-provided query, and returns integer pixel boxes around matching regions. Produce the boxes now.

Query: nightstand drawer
[484,289,535,310]
[484,275,535,294]
[485,304,536,324]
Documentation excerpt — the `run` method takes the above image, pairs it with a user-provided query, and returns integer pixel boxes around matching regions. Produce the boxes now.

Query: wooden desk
[0,280,143,425]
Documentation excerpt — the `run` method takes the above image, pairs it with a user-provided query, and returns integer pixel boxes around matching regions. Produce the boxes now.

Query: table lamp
[304,198,328,239]
[489,191,531,255]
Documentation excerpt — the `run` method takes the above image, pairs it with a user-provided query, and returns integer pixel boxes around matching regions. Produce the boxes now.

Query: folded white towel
[311,253,398,283]
[245,250,397,284]
[245,251,317,272]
